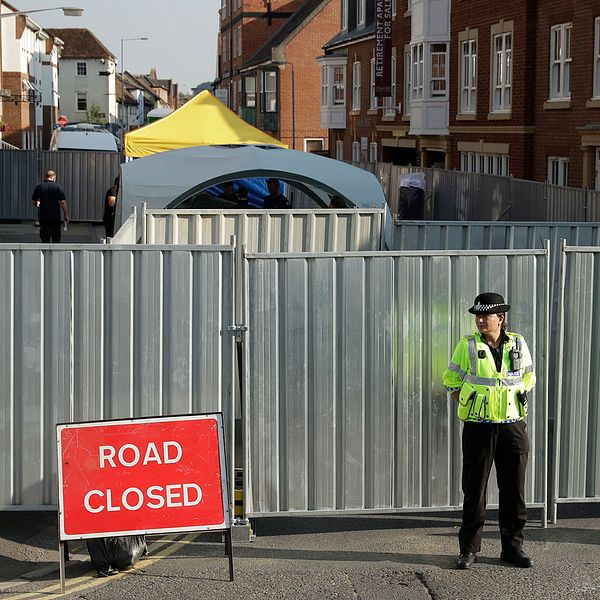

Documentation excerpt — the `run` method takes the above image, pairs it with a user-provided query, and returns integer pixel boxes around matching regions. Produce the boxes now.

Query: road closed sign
[57,414,230,540]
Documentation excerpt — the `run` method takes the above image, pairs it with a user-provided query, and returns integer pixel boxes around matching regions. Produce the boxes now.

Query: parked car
[49,123,119,152]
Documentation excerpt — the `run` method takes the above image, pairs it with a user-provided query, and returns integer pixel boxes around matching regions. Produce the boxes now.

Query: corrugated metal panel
[0,150,119,221]
[0,244,234,509]
[554,245,600,518]
[110,208,138,244]
[354,161,600,222]
[144,209,385,252]
[244,249,549,516]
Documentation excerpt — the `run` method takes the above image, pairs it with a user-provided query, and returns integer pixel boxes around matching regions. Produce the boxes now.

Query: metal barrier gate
[0,243,235,509]
[243,248,549,521]
[553,243,600,521]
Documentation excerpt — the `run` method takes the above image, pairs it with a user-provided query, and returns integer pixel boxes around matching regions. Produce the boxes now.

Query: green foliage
[85,103,106,125]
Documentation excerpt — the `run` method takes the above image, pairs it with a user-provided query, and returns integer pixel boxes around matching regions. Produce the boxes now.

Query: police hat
[468,292,511,315]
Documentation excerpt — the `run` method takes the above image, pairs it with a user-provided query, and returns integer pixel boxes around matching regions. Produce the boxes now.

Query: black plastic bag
[87,535,147,572]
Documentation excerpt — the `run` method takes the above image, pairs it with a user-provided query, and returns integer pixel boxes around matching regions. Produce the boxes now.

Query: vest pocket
[458,386,477,420]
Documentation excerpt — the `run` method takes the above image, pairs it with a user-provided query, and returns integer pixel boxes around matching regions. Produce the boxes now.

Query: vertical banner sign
[57,414,230,539]
[375,0,393,97]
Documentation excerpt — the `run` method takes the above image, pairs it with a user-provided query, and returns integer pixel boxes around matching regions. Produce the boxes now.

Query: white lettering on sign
[98,441,183,468]
[83,483,203,513]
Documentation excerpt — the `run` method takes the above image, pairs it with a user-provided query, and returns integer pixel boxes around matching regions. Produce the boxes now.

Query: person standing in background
[31,170,68,243]
[103,176,119,238]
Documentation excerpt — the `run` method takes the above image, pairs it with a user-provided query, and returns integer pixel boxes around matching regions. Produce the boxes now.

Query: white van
[49,124,119,152]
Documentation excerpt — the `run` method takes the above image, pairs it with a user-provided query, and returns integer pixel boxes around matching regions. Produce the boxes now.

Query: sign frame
[56,413,233,590]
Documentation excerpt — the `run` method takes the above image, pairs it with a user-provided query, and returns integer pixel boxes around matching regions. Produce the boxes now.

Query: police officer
[443,292,535,570]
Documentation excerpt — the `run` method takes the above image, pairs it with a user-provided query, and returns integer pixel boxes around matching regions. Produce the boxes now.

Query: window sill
[487,112,511,120]
[381,115,396,121]
[586,98,600,108]
[404,10,411,17]
[402,114,410,122]
[456,113,477,121]
[350,110,360,116]
[543,99,571,110]
[367,109,378,115]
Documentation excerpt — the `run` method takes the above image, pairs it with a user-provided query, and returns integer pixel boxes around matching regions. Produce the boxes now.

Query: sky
[16,0,221,91]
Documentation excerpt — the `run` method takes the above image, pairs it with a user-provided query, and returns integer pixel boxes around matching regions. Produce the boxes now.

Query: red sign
[57,414,230,540]
[57,116,68,127]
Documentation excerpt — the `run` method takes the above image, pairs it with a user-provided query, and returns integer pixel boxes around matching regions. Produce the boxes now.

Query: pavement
[0,222,106,244]
[0,506,599,599]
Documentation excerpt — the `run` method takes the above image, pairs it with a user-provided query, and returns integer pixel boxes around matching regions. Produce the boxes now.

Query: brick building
[0,2,62,149]
[320,0,600,189]
[215,0,340,151]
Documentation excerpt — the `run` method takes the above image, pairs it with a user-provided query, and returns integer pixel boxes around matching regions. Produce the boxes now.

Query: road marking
[1,533,199,600]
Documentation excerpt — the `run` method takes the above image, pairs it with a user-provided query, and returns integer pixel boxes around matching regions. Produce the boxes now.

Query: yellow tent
[124,90,286,158]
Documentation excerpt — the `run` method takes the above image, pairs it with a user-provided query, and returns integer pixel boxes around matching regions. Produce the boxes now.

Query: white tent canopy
[120,144,386,216]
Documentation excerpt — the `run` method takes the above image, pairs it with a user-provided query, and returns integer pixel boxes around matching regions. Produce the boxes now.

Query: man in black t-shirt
[103,176,119,238]
[31,170,69,243]
[263,178,290,209]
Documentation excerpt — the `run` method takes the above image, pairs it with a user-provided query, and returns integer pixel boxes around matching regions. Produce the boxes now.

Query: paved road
[1,508,599,599]
[0,222,106,244]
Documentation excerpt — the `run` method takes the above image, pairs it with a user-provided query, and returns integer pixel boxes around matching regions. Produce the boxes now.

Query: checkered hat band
[474,302,504,311]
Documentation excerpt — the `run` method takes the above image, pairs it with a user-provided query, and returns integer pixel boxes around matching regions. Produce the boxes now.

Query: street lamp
[0,6,84,18]
[120,36,149,152]
[270,57,295,150]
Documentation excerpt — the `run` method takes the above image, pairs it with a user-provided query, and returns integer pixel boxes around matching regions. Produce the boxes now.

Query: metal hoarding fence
[0,150,120,222]
[553,243,600,521]
[141,208,386,252]
[243,248,549,519]
[0,244,235,509]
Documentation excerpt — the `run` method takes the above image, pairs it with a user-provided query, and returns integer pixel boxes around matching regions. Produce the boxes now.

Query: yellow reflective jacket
[442,331,536,423]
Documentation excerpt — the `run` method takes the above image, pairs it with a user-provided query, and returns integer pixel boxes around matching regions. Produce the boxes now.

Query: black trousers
[459,420,529,554]
[39,219,61,243]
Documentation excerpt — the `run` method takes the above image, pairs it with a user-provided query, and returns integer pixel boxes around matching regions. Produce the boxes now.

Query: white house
[45,28,117,129]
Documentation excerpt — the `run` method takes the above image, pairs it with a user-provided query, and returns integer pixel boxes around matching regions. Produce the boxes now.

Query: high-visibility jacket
[442,331,536,423]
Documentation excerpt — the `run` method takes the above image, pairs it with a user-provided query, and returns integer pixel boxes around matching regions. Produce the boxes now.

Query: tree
[85,103,106,125]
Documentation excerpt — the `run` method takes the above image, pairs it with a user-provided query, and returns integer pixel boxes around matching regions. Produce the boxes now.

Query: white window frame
[76,61,86,76]
[548,156,569,186]
[336,139,344,161]
[341,0,348,30]
[304,138,325,152]
[352,61,361,111]
[461,152,509,176]
[76,91,87,112]
[392,0,397,17]
[261,71,277,113]
[430,43,448,98]
[357,0,366,27]
[460,39,477,113]
[492,32,512,112]
[411,43,424,101]
[549,23,572,100]
[369,142,378,163]
[594,18,600,98]
[404,50,411,116]
[333,65,345,106]
[352,141,360,162]
[370,58,377,110]
[383,53,397,117]
[321,65,328,106]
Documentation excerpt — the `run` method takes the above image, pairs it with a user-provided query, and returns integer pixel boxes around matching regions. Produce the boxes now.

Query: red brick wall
[282,0,340,149]
[328,10,413,162]
[2,72,32,148]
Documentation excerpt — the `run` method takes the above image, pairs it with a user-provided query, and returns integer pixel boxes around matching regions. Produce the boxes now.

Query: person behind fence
[329,195,347,208]
[442,292,536,570]
[219,181,238,203]
[235,184,250,208]
[263,178,290,209]
[103,176,119,238]
[31,170,69,243]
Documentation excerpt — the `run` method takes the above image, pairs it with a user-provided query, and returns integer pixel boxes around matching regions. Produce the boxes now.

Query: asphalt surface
[0,222,106,244]
[0,507,599,599]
